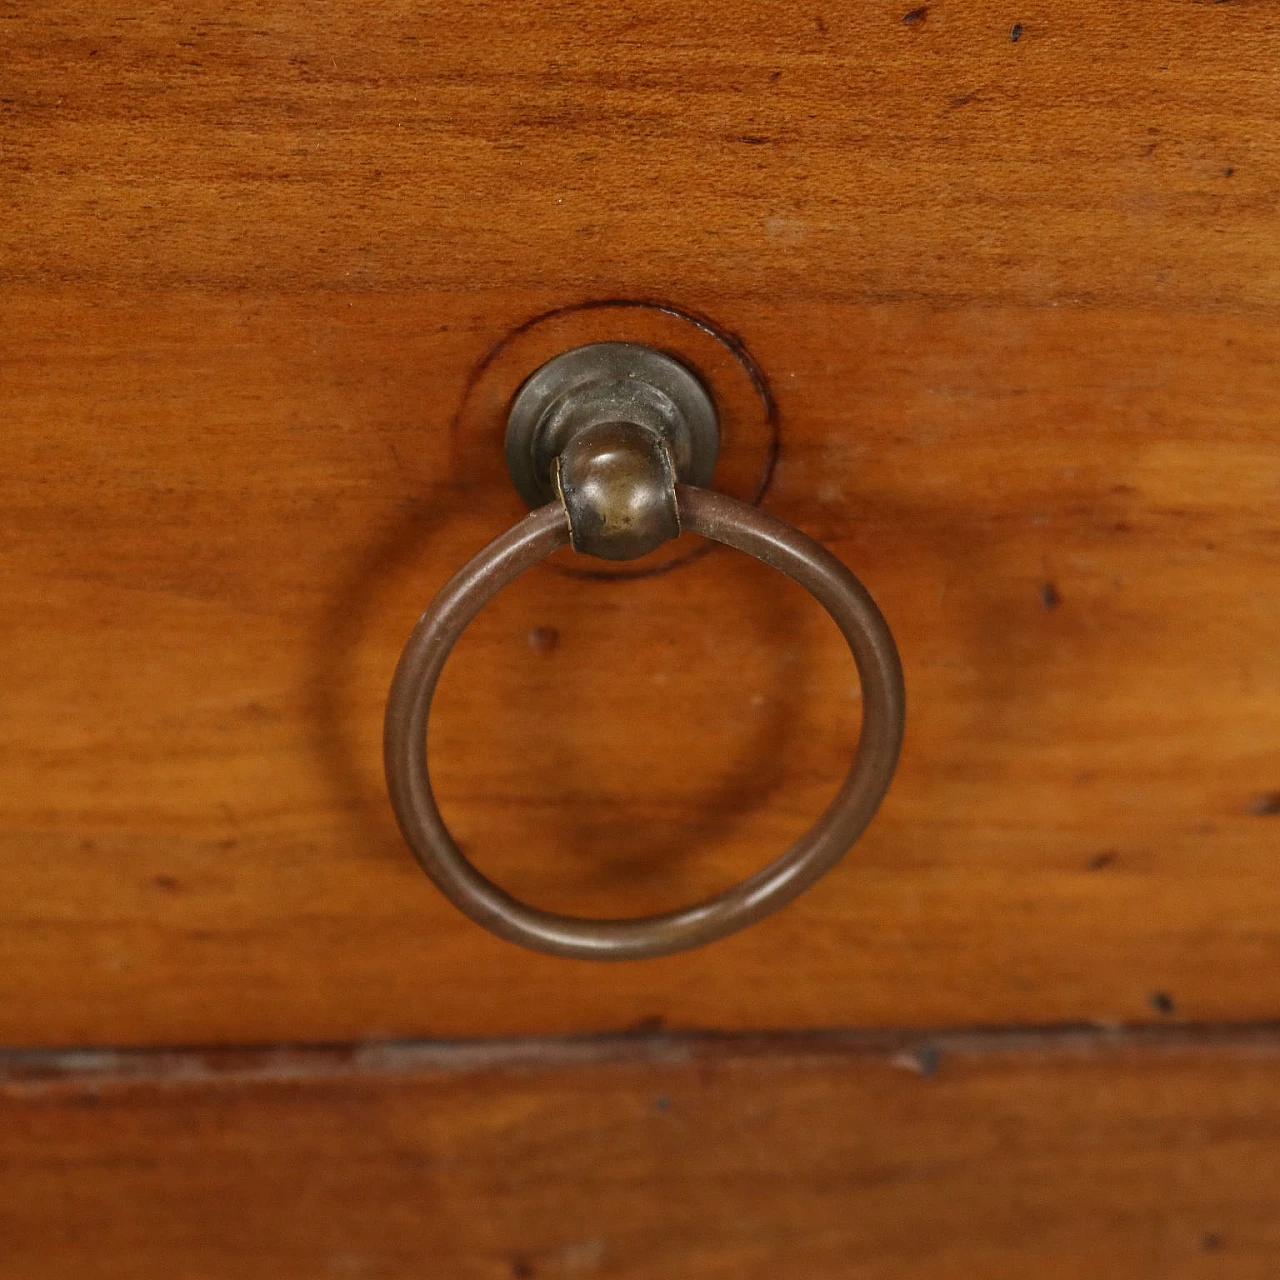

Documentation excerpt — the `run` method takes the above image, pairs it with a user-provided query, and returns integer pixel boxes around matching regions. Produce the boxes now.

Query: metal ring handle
[384,486,905,960]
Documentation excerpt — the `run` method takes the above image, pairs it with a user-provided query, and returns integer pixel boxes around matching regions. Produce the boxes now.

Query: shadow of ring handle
[383,485,906,961]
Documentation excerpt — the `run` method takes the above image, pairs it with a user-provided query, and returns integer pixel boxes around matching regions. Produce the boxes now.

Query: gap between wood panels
[5,1022,1280,1090]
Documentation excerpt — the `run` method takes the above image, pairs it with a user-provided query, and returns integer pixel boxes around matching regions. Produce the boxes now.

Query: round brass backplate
[504,342,720,510]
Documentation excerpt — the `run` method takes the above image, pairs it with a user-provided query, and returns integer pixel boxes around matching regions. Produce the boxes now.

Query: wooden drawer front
[3,2,1279,1044]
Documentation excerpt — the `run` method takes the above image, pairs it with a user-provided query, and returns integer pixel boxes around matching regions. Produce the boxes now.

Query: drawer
[3,1,1279,1047]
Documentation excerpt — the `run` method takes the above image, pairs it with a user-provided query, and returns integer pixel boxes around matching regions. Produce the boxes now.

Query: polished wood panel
[5,1,1279,311]
[2,1,1279,1044]
[4,1030,1280,1278]
[4,288,1278,1044]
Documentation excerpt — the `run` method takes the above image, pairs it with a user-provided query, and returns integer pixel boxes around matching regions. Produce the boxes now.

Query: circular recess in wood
[450,299,779,579]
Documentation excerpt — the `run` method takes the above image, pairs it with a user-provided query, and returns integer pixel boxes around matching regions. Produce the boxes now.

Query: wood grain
[4,1,1279,311]
[4,1028,1280,1279]
[2,1,1279,1044]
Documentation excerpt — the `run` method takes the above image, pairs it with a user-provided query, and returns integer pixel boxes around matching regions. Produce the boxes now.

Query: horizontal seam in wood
[6,1021,1280,1088]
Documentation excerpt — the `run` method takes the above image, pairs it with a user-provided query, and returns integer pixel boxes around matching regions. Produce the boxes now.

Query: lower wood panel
[3,1030,1279,1279]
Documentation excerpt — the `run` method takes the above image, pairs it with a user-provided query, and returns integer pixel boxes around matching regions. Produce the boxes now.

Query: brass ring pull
[384,343,905,960]
[384,492,905,961]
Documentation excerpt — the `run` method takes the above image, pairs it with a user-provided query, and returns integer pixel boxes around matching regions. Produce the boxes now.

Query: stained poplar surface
[2,1,1278,1044]
[3,1030,1280,1279]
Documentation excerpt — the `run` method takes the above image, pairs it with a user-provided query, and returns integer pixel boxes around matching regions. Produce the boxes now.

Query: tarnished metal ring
[384,486,905,961]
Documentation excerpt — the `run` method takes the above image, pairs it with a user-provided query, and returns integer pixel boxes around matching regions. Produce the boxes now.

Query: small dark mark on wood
[949,93,979,108]
[1088,852,1117,870]
[1248,792,1280,816]
[528,625,559,653]
[1202,1233,1224,1251]
[1040,582,1061,610]
[916,1044,947,1075]
[153,875,181,892]
[510,1257,535,1279]
[1010,23,1023,41]
[629,1014,667,1035]
[814,14,829,34]
[1223,167,1234,176]
[901,6,929,25]
[735,135,770,145]
[654,1095,672,1112]
[1149,991,1177,1016]
[768,69,782,82]
[1112,521,1131,533]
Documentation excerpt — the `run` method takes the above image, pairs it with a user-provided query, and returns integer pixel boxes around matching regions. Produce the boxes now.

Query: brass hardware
[504,341,719,512]
[383,343,905,960]
[553,419,680,560]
